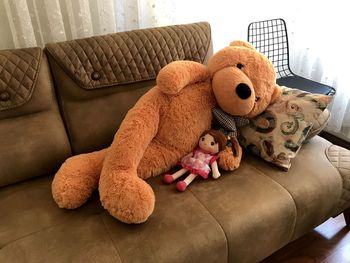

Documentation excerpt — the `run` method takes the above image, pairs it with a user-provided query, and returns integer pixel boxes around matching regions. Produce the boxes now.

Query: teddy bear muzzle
[212,66,256,116]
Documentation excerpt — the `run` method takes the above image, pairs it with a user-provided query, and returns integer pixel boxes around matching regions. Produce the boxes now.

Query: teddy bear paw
[218,147,242,171]
[52,154,100,209]
[99,170,155,224]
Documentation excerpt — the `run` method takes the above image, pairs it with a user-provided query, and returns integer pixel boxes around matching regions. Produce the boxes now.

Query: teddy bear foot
[218,146,242,171]
[99,170,155,224]
[52,153,103,209]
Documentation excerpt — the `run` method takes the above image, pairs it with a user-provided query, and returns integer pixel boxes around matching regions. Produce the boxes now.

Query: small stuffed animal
[163,130,227,191]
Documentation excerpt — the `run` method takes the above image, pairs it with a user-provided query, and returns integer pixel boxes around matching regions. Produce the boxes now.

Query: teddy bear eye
[211,142,215,146]
[201,137,205,141]
[237,63,244,69]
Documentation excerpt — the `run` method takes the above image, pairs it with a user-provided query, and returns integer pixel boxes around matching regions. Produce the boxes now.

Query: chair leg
[343,207,350,226]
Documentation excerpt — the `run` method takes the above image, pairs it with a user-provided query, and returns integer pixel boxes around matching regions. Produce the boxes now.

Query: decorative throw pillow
[239,87,332,171]
[304,108,330,143]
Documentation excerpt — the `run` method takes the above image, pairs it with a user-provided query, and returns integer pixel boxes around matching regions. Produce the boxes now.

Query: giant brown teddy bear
[52,40,282,224]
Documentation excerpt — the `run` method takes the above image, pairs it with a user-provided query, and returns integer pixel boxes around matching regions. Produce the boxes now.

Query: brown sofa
[1,22,350,263]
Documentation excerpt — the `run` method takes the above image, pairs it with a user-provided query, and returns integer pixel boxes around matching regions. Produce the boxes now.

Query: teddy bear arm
[218,138,243,171]
[104,99,161,170]
[99,98,161,223]
[156,60,210,95]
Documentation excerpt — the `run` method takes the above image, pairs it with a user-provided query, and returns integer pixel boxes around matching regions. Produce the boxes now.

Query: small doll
[163,130,227,191]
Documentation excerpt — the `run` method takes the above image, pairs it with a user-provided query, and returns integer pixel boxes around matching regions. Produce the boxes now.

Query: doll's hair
[201,130,227,151]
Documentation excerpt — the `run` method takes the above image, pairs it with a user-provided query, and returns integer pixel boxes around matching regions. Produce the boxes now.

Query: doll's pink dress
[181,148,218,179]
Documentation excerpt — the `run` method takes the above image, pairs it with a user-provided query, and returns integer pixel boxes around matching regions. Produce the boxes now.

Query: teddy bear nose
[235,83,252,100]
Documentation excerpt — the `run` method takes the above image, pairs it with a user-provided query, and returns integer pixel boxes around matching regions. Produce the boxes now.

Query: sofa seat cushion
[326,144,350,215]
[0,170,297,263]
[189,162,297,263]
[0,136,343,263]
[247,136,343,241]
[0,176,227,263]
[0,50,71,187]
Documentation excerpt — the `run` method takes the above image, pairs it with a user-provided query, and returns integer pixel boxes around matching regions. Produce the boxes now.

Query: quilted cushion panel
[0,48,41,111]
[326,144,350,214]
[45,22,211,90]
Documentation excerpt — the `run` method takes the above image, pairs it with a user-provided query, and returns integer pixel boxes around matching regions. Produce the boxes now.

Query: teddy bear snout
[236,83,252,100]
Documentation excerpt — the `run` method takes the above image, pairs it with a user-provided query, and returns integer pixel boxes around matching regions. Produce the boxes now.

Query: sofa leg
[343,207,350,227]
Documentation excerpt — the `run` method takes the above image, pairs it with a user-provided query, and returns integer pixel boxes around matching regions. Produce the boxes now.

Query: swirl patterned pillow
[239,87,332,171]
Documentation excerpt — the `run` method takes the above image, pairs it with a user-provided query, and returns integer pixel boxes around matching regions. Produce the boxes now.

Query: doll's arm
[182,152,194,160]
[211,160,221,179]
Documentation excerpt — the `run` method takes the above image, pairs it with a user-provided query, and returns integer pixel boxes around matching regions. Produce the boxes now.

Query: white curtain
[0,0,176,49]
[1,0,349,141]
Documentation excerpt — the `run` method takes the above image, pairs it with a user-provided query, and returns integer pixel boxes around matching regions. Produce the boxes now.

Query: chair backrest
[247,18,292,78]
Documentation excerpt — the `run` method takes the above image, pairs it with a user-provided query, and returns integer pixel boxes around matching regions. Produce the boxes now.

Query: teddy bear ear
[229,40,256,50]
[270,84,283,104]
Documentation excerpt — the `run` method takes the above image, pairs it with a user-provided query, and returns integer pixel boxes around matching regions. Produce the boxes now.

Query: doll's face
[199,134,219,154]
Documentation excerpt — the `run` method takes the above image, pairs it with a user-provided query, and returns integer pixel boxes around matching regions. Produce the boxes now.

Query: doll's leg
[176,173,197,192]
[163,168,188,184]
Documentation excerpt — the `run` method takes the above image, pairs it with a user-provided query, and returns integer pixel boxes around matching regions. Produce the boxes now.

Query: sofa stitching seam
[0,221,69,250]
[248,164,298,242]
[188,189,229,263]
[98,214,124,263]
[0,211,104,250]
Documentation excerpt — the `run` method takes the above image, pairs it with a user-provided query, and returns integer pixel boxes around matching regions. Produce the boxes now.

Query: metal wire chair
[247,18,335,95]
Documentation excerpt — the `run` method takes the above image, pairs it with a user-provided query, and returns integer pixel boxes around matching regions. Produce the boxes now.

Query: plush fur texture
[208,40,282,118]
[52,41,282,224]
[52,61,217,223]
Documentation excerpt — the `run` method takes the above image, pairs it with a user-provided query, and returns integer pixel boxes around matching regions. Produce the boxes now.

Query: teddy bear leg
[137,142,183,179]
[52,148,107,209]
[99,142,183,223]
[99,168,155,224]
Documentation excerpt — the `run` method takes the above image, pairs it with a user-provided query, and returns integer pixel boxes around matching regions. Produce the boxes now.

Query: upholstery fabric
[189,162,296,263]
[0,48,41,111]
[0,52,71,187]
[45,22,213,154]
[247,136,342,240]
[326,144,350,215]
[45,22,212,89]
[0,176,227,263]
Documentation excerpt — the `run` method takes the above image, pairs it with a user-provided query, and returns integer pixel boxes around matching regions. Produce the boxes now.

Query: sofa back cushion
[0,48,71,187]
[45,22,212,154]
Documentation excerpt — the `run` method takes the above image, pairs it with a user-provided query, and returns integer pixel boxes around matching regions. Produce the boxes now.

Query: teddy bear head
[208,40,281,118]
